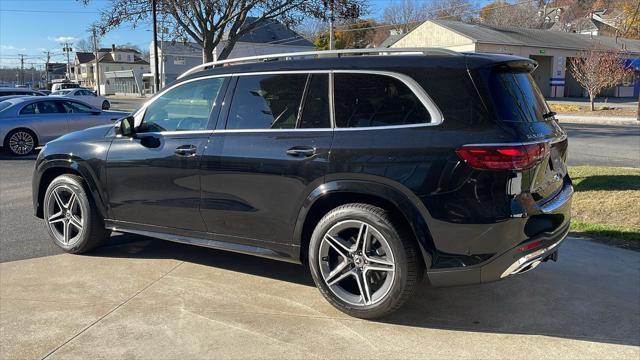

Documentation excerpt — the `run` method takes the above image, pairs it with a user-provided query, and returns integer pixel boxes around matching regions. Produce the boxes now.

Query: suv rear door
[200,72,332,245]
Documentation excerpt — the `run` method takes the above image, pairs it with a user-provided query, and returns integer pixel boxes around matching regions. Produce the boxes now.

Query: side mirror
[115,116,136,137]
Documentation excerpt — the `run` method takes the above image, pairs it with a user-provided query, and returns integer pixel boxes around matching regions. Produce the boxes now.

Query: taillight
[456,143,549,170]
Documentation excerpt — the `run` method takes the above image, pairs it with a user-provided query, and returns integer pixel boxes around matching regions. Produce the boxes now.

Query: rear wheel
[43,174,110,253]
[101,100,110,110]
[4,129,36,156]
[309,203,421,319]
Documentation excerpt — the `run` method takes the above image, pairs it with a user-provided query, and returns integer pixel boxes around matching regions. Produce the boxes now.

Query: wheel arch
[34,159,108,220]
[295,180,436,268]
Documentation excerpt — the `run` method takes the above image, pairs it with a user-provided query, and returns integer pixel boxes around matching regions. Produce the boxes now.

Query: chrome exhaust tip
[500,242,560,279]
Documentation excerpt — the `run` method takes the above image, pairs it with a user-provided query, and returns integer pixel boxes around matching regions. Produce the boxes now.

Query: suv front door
[105,76,228,231]
[200,72,333,245]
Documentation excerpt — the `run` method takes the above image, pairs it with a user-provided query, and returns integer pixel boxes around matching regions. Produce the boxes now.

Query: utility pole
[328,0,335,50]
[92,27,101,95]
[63,42,73,79]
[44,51,51,86]
[152,0,160,93]
[18,54,25,85]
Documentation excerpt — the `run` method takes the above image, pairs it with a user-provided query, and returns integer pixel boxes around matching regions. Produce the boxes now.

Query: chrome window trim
[136,69,444,132]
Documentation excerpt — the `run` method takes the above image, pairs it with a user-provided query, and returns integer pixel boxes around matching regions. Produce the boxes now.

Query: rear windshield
[489,71,550,122]
[0,101,11,112]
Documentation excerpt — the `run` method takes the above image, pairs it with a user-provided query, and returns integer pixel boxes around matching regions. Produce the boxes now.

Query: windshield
[52,90,72,96]
[488,71,551,122]
[0,101,12,112]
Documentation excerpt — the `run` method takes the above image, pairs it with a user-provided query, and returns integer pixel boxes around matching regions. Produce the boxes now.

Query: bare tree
[382,0,426,34]
[83,0,365,62]
[74,38,94,52]
[425,0,476,22]
[569,48,633,111]
[479,0,542,28]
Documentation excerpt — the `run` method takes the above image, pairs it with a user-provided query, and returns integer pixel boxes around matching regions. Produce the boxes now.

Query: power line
[0,9,100,14]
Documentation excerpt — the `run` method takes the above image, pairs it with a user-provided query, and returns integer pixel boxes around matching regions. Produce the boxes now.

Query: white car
[50,88,111,110]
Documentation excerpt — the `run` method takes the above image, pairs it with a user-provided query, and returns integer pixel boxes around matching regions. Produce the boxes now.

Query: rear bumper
[427,182,573,287]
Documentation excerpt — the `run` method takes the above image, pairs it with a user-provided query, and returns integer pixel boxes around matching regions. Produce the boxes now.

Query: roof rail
[177,47,458,80]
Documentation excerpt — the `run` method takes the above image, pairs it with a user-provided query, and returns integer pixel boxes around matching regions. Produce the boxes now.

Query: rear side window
[227,74,305,130]
[333,73,431,128]
[488,71,550,122]
[62,101,94,113]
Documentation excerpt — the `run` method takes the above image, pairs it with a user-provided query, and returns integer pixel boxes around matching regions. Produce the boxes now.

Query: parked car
[0,97,128,155]
[32,49,572,319]
[50,82,80,92]
[50,88,111,110]
[0,88,46,97]
[39,90,52,95]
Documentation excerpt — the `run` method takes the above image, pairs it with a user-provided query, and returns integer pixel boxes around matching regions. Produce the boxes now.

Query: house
[149,18,314,89]
[74,45,150,94]
[391,20,640,98]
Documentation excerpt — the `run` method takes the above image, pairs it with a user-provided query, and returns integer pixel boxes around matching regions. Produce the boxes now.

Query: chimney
[111,44,116,52]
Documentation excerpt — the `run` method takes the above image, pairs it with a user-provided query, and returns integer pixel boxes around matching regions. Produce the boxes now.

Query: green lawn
[568,166,640,244]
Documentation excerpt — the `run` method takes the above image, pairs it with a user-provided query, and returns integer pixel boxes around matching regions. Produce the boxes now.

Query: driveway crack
[40,261,185,360]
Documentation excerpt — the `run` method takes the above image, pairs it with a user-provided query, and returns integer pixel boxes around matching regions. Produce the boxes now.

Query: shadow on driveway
[89,234,640,347]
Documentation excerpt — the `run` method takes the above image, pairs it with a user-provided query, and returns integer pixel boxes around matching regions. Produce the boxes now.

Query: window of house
[226,73,329,130]
[333,73,431,128]
[139,77,225,132]
[173,56,186,65]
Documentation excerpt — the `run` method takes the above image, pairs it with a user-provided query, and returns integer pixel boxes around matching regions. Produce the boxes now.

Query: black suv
[33,49,572,319]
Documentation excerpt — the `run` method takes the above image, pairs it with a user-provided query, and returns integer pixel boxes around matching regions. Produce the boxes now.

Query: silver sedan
[0,96,128,156]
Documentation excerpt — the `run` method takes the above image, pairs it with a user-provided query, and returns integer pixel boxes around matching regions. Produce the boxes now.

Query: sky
[0,0,491,69]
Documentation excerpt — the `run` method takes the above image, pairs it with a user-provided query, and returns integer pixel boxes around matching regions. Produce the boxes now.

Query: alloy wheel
[8,131,34,155]
[318,220,396,306]
[46,185,84,246]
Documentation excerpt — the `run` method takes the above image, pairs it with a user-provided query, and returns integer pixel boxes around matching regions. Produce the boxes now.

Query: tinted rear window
[489,71,550,122]
[0,101,12,112]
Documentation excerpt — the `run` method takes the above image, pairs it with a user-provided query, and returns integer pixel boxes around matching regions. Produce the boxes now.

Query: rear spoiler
[492,59,538,73]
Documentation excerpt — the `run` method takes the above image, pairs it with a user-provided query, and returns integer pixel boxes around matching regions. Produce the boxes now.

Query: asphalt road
[0,122,638,262]
[561,121,640,167]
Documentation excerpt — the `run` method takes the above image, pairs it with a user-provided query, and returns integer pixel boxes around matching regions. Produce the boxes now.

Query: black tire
[101,100,110,110]
[308,203,422,319]
[4,128,37,156]
[43,174,111,253]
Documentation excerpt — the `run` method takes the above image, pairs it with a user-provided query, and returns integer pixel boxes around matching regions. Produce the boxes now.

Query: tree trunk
[589,92,595,111]
[201,33,215,63]
[216,44,234,61]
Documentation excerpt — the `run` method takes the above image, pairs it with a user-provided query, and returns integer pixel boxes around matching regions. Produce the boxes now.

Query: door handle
[175,145,198,157]
[286,146,316,158]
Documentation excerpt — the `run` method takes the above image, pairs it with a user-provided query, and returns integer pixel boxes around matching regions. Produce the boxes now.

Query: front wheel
[101,100,110,110]
[309,203,422,319]
[43,174,110,253]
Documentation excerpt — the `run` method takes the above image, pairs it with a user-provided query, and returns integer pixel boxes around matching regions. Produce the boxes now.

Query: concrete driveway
[1,236,638,359]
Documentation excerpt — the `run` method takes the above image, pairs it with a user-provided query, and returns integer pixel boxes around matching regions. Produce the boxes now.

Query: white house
[74,45,150,94]
[149,18,314,89]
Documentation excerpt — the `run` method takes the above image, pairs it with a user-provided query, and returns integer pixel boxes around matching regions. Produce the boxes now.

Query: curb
[556,115,639,125]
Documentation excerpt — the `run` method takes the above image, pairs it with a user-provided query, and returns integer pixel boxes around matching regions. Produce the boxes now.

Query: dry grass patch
[569,166,640,243]
[549,103,636,117]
